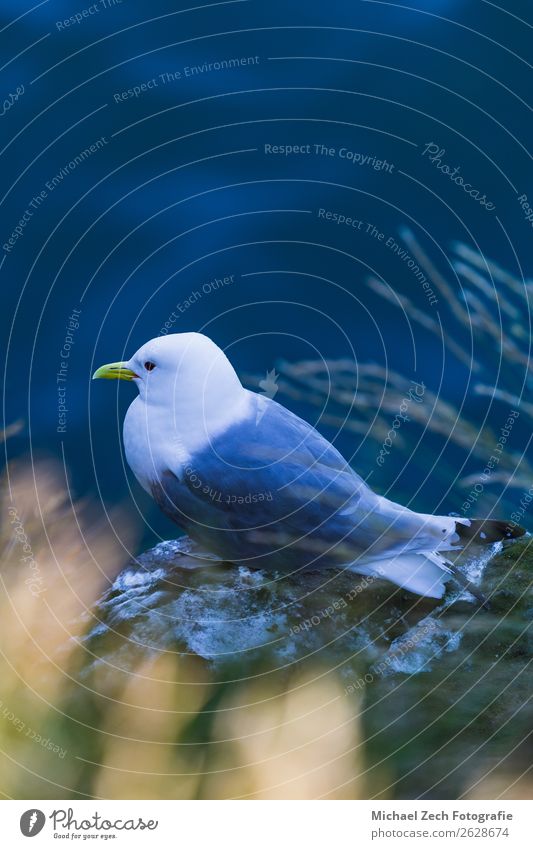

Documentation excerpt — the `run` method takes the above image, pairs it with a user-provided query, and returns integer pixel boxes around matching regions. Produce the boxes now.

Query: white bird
[93,333,524,599]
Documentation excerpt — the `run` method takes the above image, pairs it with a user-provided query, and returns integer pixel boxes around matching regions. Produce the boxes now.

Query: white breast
[123,396,189,493]
[123,387,253,494]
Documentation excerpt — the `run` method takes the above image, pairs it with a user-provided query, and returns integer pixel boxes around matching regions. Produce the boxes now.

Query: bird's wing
[150,393,370,559]
[155,392,452,565]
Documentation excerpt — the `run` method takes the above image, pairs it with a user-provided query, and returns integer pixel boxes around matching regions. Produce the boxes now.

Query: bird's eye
[144,361,156,371]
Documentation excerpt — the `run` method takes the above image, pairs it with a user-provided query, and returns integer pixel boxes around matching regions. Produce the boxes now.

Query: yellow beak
[92,361,138,381]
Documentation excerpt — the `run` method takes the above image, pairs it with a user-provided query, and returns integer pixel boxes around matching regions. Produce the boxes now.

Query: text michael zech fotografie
[371,809,512,824]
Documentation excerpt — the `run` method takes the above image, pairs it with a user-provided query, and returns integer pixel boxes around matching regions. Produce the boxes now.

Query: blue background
[2,0,532,547]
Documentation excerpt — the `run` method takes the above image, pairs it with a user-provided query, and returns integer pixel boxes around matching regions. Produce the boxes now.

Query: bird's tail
[355,551,451,599]
[353,518,525,600]
[454,518,525,545]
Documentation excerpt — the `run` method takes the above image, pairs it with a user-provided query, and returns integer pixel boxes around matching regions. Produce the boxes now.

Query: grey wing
[251,400,458,558]
[152,393,383,567]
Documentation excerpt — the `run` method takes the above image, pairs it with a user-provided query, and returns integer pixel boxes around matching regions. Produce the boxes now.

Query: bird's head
[92,332,244,416]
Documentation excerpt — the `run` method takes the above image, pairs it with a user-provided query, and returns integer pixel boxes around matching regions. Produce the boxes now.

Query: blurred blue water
[2,0,532,545]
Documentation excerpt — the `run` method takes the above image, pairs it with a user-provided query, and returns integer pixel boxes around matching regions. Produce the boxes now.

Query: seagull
[93,333,524,599]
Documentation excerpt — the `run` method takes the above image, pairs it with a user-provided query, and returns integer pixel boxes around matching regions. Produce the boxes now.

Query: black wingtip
[456,518,526,544]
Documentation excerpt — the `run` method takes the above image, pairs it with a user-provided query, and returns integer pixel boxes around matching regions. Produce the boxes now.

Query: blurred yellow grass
[95,655,208,800]
[0,456,135,797]
[204,670,363,799]
[1,338,530,801]
[0,454,364,799]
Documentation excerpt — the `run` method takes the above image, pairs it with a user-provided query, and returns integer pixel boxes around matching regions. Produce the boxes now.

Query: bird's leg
[448,563,490,610]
